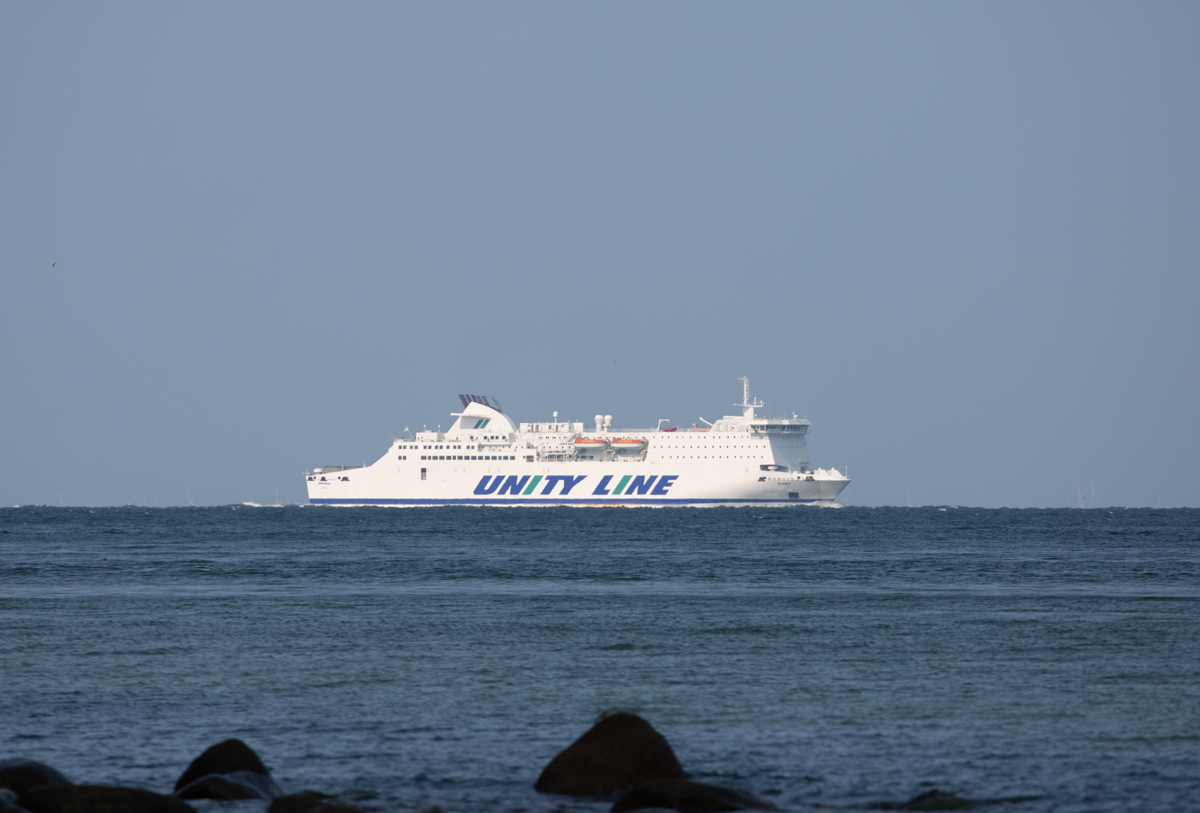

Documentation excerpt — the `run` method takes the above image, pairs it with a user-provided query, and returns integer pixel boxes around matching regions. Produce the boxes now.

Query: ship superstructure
[306,378,849,506]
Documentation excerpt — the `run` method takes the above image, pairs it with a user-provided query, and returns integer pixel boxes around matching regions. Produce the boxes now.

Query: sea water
[1,506,1197,812]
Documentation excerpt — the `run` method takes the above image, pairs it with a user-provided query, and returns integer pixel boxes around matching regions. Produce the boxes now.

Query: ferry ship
[305,378,849,506]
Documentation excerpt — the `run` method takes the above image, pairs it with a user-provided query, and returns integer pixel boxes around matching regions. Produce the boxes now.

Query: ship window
[421,468,426,480]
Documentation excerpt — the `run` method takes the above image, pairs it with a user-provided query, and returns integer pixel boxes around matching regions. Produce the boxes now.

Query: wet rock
[536,713,686,797]
[612,779,776,813]
[175,772,281,801]
[19,785,194,813]
[902,790,976,811]
[1,788,31,813]
[173,740,273,799]
[269,792,365,813]
[0,761,71,796]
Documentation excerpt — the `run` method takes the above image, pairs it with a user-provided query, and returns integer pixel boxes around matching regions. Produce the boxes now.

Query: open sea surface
[1,506,1198,812]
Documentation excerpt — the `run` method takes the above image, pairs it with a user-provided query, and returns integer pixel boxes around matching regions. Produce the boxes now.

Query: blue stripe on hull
[308,497,838,506]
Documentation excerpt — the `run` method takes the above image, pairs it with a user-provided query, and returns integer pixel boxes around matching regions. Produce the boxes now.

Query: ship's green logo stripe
[522,475,543,495]
[612,474,632,495]
[472,418,491,429]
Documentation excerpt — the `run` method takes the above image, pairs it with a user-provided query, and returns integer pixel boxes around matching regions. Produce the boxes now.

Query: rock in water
[173,740,276,800]
[612,779,776,813]
[175,772,282,801]
[903,790,976,810]
[0,761,71,796]
[19,786,195,813]
[269,793,365,813]
[173,740,268,792]
[535,713,686,797]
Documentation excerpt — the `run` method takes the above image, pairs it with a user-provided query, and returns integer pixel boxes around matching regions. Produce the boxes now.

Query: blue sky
[3,2,1197,507]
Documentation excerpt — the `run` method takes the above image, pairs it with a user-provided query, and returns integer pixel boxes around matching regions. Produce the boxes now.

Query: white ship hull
[306,381,849,507]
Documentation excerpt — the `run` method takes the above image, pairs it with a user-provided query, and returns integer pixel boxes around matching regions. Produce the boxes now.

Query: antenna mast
[737,376,764,419]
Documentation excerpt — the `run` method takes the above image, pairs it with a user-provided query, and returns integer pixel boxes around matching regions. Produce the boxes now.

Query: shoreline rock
[0,761,71,797]
[173,740,279,802]
[536,712,687,797]
[1,788,30,813]
[19,785,194,813]
[612,778,777,813]
[175,771,282,802]
[173,739,270,793]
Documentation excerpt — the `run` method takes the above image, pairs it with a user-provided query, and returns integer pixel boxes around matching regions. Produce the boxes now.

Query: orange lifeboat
[610,437,647,451]
[573,437,609,453]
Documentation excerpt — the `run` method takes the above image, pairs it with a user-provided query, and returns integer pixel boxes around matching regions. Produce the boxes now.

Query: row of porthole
[420,455,515,461]
[663,455,766,459]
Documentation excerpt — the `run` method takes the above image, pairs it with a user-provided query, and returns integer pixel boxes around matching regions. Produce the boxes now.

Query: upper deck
[386,378,815,471]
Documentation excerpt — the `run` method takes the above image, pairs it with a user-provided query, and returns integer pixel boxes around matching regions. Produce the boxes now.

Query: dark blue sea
[2,506,1198,812]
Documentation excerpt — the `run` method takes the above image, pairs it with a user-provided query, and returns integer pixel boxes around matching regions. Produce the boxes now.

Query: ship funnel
[604,414,613,431]
[595,415,603,433]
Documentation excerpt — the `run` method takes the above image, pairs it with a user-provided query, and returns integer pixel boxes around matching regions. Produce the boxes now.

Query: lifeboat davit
[610,437,647,451]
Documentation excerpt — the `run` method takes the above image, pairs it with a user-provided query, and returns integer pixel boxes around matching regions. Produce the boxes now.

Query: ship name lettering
[497,475,532,495]
[542,475,587,495]
[474,473,678,498]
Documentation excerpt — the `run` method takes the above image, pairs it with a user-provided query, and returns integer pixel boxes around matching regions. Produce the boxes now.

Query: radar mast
[737,376,764,420]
